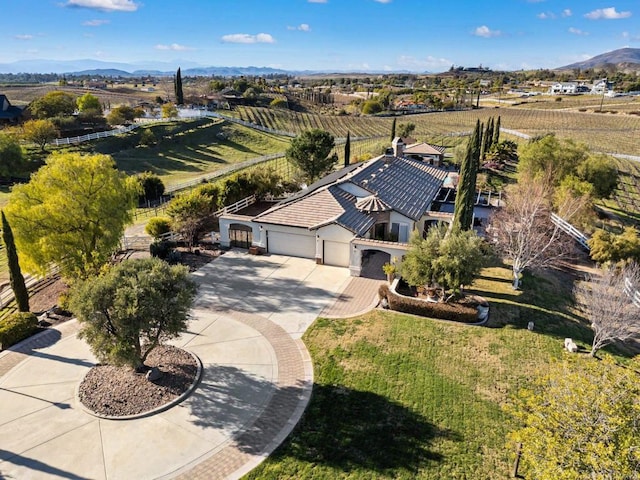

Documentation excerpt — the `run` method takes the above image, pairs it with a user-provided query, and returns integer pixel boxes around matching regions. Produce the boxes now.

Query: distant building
[0,95,24,123]
[592,78,614,95]
[549,82,589,95]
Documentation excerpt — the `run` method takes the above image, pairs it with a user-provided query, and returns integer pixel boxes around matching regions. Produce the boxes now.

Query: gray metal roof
[348,155,448,220]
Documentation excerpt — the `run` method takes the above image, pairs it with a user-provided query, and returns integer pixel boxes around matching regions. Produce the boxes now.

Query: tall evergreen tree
[174,67,184,105]
[390,118,396,141]
[344,131,351,167]
[2,211,29,312]
[453,120,482,231]
[482,117,494,159]
[493,115,501,145]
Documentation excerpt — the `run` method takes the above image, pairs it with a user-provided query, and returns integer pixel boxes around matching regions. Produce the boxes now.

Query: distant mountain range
[0,59,293,77]
[1,48,639,76]
[559,48,640,71]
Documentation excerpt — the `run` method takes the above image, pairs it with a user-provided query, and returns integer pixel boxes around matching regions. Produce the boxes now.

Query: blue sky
[4,0,640,71]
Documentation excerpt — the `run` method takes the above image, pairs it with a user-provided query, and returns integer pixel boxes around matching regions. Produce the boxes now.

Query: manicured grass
[244,265,607,479]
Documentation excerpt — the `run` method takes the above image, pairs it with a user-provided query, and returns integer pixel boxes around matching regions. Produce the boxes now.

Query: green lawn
[244,265,619,479]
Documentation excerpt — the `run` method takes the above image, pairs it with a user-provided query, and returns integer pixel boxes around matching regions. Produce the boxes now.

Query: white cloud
[288,24,311,31]
[14,34,34,40]
[374,0,392,3]
[473,25,501,38]
[622,31,640,41]
[83,19,110,26]
[568,27,589,35]
[562,9,572,17]
[537,12,555,19]
[585,7,631,20]
[155,43,193,51]
[397,55,452,70]
[308,0,327,3]
[221,33,275,44]
[65,0,138,11]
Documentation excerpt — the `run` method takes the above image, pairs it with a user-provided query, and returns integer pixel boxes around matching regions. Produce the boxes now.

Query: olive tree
[70,258,197,371]
[400,224,486,297]
[5,152,139,280]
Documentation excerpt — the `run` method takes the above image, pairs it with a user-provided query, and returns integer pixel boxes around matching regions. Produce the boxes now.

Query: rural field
[231,105,640,157]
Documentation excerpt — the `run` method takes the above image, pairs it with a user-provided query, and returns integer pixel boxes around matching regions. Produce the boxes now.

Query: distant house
[592,78,613,95]
[549,82,589,95]
[397,137,445,166]
[219,144,451,277]
[0,95,24,123]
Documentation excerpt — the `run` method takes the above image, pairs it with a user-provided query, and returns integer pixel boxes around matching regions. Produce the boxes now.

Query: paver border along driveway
[0,252,351,480]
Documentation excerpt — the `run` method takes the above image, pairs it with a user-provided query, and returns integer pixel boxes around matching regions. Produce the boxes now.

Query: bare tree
[489,175,574,289]
[574,262,640,357]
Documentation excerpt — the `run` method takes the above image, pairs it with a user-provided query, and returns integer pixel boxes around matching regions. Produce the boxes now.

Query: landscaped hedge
[379,284,479,323]
[0,312,38,350]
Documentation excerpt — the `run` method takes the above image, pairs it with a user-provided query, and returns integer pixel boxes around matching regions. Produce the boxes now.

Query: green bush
[149,240,175,260]
[0,312,38,349]
[378,284,478,323]
[145,216,172,239]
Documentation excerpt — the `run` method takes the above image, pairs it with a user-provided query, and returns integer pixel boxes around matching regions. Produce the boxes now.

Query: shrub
[270,98,288,109]
[379,284,478,323]
[149,240,175,259]
[361,100,383,115]
[145,217,172,239]
[137,171,165,202]
[139,128,157,147]
[0,312,38,349]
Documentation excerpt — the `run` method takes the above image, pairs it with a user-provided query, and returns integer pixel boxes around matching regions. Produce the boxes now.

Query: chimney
[392,137,404,157]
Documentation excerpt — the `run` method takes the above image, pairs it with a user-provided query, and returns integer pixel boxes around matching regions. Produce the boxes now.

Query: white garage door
[267,231,316,259]
[323,241,350,267]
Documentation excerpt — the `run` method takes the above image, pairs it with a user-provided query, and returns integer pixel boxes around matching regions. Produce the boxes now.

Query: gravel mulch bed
[79,345,198,417]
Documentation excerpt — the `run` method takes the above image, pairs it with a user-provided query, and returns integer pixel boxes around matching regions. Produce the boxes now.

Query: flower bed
[379,281,487,324]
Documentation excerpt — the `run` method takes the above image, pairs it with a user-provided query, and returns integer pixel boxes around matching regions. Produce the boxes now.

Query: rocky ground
[78,345,199,417]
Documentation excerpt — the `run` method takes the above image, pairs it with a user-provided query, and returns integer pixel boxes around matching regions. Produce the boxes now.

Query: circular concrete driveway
[0,252,352,480]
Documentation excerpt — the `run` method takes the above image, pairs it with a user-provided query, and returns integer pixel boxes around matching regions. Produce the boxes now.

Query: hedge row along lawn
[244,264,626,479]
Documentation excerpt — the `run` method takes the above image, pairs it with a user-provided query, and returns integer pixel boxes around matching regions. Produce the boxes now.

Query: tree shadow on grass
[274,383,454,475]
[186,364,450,475]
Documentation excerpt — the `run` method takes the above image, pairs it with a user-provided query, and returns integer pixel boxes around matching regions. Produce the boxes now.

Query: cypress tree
[344,131,351,167]
[453,120,482,231]
[493,115,501,145]
[2,211,29,312]
[174,67,184,105]
[391,118,396,141]
[482,117,493,159]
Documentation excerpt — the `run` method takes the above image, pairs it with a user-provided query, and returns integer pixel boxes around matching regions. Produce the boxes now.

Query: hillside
[559,47,640,71]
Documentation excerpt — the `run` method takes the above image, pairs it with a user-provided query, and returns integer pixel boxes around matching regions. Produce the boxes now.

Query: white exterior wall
[389,211,414,242]
[316,224,355,267]
[219,217,262,247]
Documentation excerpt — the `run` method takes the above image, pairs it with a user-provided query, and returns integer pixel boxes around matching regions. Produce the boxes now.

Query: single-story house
[219,141,452,277]
[0,95,24,124]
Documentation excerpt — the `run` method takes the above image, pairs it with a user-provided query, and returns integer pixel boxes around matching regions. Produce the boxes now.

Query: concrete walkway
[0,252,352,480]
